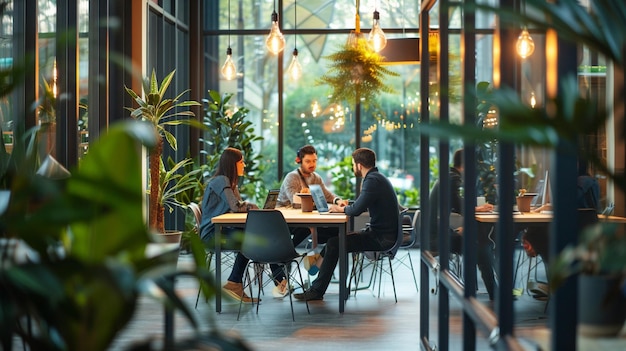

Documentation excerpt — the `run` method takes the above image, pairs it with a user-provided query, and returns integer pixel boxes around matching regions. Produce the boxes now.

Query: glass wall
[208,0,426,206]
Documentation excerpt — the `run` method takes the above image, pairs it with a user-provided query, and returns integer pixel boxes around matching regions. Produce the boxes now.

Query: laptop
[309,184,344,215]
[262,189,280,209]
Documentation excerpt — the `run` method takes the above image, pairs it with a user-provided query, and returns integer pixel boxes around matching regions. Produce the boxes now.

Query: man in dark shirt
[429,148,497,300]
[294,148,400,301]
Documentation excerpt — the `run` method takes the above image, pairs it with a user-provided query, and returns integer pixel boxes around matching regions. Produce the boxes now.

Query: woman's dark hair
[352,148,376,168]
[453,149,463,168]
[215,147,243,189]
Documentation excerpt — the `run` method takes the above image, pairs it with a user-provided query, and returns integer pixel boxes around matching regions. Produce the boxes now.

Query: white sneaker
[272,279,289,298]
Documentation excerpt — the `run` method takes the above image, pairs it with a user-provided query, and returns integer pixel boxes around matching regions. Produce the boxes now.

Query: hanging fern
[316,35,398,112]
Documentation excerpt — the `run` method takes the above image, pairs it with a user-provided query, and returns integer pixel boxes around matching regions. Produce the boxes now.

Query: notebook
[309,184,344,215]
[263,189,280,209]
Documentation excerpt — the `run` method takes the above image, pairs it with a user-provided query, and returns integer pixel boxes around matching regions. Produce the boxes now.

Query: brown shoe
[223,281,259,303]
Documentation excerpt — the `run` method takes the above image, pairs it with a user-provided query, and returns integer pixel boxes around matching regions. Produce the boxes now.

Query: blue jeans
[218,227,291,285]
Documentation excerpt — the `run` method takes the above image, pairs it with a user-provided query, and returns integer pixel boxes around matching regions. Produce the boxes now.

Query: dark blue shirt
[344,167,399,241]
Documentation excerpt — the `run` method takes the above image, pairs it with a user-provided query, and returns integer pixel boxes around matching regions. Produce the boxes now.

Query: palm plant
[125,69,203,233]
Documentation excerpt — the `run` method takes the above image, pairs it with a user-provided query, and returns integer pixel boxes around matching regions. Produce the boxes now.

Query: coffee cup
[477,196,486,206]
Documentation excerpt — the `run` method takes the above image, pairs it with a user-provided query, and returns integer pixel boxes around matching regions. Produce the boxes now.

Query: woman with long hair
[200,147,287,302]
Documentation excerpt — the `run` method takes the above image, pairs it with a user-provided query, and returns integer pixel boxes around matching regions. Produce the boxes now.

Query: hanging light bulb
[221,0,236,80]
[368,10,387,52]
[286,0,301,81]
[221,47,237,80]
[266,7,285,54]
[287,48,302,81]
[516,28,535,59]
[530,92,537,108]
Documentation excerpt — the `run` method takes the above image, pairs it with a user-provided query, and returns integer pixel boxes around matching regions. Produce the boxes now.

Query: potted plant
[37,75,56,155]
[0,121,250,350]
[316,27,398,117]
[549,220,626,336]
[125,69,203,235]
[156,156,203,243]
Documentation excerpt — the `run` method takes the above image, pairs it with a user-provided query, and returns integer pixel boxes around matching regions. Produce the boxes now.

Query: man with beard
[277,145,348,252]
[294,147,400,301]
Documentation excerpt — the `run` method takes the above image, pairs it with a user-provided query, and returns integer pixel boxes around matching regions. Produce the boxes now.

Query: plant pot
[38,122,56,156]
[516,196,533,212]
[298,193,314,212]
[153,230,183,244]
[578,274,626,337]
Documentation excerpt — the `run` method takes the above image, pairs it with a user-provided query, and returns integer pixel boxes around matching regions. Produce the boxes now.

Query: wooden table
[475,212,626,224]
[475,212,552,223]
[211,208,349,313]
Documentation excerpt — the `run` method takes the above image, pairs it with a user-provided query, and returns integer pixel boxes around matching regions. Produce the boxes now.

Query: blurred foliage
[201,90,266,203]
[322,155,356,200]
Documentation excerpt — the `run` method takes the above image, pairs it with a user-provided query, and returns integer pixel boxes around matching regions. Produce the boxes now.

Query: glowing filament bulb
[266,11,285,54]
[221,47,237,80]
[368,10,387,52]
[287,48,302,81]
[516,28,535,59]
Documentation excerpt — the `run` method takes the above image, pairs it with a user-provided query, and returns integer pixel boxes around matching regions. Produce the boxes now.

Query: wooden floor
[103,248,543,350]
[106,248,626,351]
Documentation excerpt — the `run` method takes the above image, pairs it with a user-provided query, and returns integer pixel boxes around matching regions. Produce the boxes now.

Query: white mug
[477,196,486,206]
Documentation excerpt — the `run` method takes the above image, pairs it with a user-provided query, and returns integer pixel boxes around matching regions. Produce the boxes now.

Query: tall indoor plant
[202,90,265,201]
[125,69,203,234]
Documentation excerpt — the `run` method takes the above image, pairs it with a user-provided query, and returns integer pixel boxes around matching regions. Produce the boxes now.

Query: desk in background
[211,208,349,313]
[476,212,626,224]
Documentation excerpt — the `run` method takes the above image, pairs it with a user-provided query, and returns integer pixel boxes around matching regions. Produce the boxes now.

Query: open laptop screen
[263,189,280,209]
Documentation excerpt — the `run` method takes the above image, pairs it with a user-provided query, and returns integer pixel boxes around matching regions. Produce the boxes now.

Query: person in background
[294,148,399,301]
[277,145,349,273]
[524,157,600,265]
[428,148,497,301]
[200,147,289,301]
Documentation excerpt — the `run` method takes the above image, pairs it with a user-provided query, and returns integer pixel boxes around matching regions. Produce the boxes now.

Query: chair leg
[281,263,296,322]
[374,260,383,298]
[353,254,377,296]
[294,259,310,314]
[350,253,363,294]
[405,251,419,293]
[388,257,397,303]
[195,251,213,309]
[237,262,255,321]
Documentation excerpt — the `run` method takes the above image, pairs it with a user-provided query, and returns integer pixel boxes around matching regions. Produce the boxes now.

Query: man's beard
[300,164,314,175]
[354,169,362,178]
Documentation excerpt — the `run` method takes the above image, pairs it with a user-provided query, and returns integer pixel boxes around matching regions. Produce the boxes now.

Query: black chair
[189,202,239,309]
[393,210,420,293]
[237,210,310,321]
[351,208,406,302]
